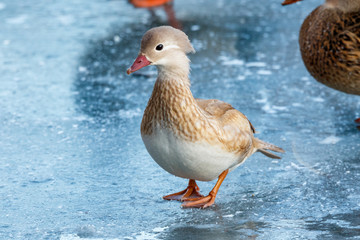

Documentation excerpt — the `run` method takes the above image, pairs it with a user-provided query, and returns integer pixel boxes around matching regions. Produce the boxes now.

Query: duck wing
[195,98,255,156]
[196,98,255,134]
[196,98,284,158]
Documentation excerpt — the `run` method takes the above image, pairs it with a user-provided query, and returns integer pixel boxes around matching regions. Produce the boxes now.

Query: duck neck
[152,61,194,110]
[153,65,195,112]
[156,55,191,87]
[141,64,200,135]
[325,0,360,12]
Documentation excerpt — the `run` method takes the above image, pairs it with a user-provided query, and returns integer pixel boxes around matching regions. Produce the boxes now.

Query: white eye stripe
[162,45,180,51]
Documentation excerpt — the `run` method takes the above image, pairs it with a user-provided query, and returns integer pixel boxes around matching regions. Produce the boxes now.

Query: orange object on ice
[129,0,172,8]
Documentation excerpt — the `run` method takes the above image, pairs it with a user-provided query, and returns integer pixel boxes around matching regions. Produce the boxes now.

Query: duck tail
[254,138,285,159]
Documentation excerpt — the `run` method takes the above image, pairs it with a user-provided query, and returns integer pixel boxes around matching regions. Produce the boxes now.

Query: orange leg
[163,179,204,201]
[281,0,302,6]
[182,170,229,209]
[163,2,182,30]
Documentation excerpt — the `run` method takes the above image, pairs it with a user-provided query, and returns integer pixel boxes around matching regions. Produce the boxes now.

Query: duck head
[127,26,195,76]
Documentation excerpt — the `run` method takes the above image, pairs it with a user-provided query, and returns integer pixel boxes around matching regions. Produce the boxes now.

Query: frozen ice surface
[0,0,359,239]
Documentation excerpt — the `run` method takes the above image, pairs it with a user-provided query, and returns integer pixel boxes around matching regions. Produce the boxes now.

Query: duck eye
[155,44,163,51]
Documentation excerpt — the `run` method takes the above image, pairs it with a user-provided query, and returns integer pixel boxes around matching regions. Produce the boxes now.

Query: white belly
[141,128,242,181]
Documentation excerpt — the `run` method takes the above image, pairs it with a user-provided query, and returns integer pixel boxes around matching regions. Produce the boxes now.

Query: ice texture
[0,0,359,239]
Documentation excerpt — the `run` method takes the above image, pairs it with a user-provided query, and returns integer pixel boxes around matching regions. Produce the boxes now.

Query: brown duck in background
[282,0,360,127]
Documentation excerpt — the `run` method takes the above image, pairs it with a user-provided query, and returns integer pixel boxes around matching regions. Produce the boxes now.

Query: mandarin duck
[127,26,284,208]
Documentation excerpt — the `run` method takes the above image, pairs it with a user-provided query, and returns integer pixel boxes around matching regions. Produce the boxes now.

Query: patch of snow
[60,234,80,240]
[257,69,272,75]
[313,97,325,103]
[237,75,246,81]
[6,15,28,24]
[78,66,87,73]
[273,105,288,111]
[319,136,341,145]
[246,62,267,67]
[191,25,200,31]
[60,234,120,240]
[256,98,267,103]
[290,162,302,170]
[272,65,281,70]
[223,59,245,66]
[152,226,169,233]
[301,76,310,81]
[57,15,75,25]
[134,231,159,240]
[292,103,303,107]
[262,103,276,114]
[113,35,121,43]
